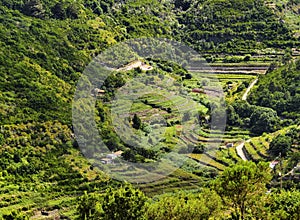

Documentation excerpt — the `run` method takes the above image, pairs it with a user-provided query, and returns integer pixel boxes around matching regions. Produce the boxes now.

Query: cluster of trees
[106,0,177,38]
[175,0,298,53]
[0,122,74,179]
[0,0,178,125]
[77,185,148,220]
[269,134,293,157]
[0,121,112,218]
[4,0,299,54]
[1,0,110,19]
[249,59,300,121]
[269,126,300,158]
[76,162,300,219]
[0,3,119,125]
[227,100,280,134]
[0,0,299,218]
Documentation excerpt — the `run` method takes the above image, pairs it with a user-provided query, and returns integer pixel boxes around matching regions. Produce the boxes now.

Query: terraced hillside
[95,59,268,195]
[0,0,299,218]
[189,58,271,102]
[240,125,300,161]
[266,0,300,37]
[176,0,298,53]
[0,122,115,218]
[132,56,300,195]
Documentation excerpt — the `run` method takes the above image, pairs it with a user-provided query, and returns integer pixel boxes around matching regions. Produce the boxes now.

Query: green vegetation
[226,100,280,134]
[76,184,148,220]
[267,0,300,37]
[266,189,300,219]
[249,59,300,121]
[214,161,271,219]
[0,0,299,219]
[269,134,293,157]
[76,162,300,219]
[146,189,222,220]
[175,0,299,53]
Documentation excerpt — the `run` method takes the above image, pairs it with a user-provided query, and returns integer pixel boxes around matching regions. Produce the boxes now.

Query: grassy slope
[0,0,299,218]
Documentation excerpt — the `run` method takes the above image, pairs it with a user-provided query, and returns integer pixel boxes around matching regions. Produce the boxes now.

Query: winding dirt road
[236,140,250,161]
[242,78,258,101]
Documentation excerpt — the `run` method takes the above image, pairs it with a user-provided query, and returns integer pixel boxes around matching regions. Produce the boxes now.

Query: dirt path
[31,209,60,219]
[236,140,249,161]
[117,60,153,71]
[242,78,258,101]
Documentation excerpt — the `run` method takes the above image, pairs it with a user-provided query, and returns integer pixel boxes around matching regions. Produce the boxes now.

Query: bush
[244,54,251,61]
[269,135,292,157]
[102,185,148,220]
[146,190,222,220]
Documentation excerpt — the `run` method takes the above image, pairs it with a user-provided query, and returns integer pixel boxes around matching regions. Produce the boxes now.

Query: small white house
[101,151,123,164]
[107,154,117,160]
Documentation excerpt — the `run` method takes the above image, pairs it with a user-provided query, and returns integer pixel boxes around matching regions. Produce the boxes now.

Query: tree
[266,62,278,74]
[174,0,192,11]
[122,149,137,162]
[214,161,272,219]
[76,192,102,220]
[236,83,246,93]
[269,135,292,157]
[266,190,300,219]
[250,106,279,134]
[226,104,240,126]
[22,0,45,18]
[193,143,206,153]
[141,123,151,134]
[282,49,292,64]
[209,102,226,129]
[51,2,66,19]
[102,184,148,220]
[185,73,192,79]
[243,54,251,61]
[132,114,142,129]
[104,73,126,95]
[232,100,253,119]
[146,189,222,220]
[296,59,300,70]
[66,3,80,19]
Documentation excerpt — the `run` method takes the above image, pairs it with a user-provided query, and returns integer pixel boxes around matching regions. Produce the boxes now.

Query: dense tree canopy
[265,189,300,220]
[214,161,272,219]
[269,134,292,157]
[0,0,299,218]
[249,59,300,121]
[146,189,222,220]
[76,184,148,220]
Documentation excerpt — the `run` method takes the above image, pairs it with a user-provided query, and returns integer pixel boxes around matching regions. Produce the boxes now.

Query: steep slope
[0,0,177,125]
[266,0,300,37]
[0,0,299,218]
[0,6,115,124]
[176,0,298,53]
[249,59,300,121]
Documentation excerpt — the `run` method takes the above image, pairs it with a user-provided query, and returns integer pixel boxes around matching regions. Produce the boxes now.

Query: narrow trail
[236,140,250,161]
[242,78,258,101]
[117,60,153,71]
